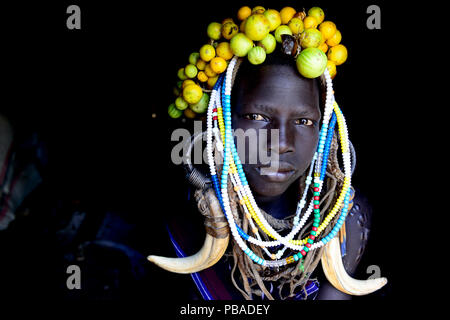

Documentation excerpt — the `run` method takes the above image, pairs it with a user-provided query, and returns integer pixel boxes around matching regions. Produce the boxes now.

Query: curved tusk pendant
[148,188,230,274]
[147,234,229,274]
[321,236,388,296]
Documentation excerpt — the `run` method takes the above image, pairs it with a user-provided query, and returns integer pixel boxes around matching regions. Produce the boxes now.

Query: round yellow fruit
[240,19,246,32]
[196,59,206,71]
[222,18,234,25]
[210,57,227,74]
[197,71,208,82]
[216,42,234,60]
[327,44,347,65]
[199,44,216,62]
[237,6,252,21]
[318,42,328,53]
[308,7,325,24]
[303,16,318,29]
[222,21,239,40]
[319,21,337,40]
[252,6,265,14]
[182,79,196,89]
[204,64,217,78]
[280,6,296,24]
[326,29,342,46]
[245,14,270,41]
[326,60,337,79]
[182,84,203,104]
[263,9,281,31]
[288,17,304,34]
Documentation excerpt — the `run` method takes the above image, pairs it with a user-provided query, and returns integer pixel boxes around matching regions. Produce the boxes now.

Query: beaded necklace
[206,56,352,268]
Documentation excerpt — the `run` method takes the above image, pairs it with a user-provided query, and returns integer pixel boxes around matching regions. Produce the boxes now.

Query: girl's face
[232,63,321,198]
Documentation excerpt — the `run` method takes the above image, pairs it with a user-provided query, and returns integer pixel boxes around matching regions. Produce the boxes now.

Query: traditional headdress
[151,5,387,298]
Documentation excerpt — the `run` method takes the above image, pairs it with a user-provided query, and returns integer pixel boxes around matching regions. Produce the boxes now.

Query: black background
[1,0,428,315]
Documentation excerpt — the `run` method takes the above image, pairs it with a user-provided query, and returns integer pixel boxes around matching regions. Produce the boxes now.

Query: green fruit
[175,96,189,110]
[247,46,266,65]
[258,33,276,54]
[177,67,188,80]
[296,47,327,78]
[299,28,322,48]
[207,22,222,40]
[168,103,183,118]
[189,92,209,113]
[189,52,200,65]
[274,25,292,43]
[308,7,325,24]
[230,33,254,57]
[263,9,281,31]
[184,64,198,78]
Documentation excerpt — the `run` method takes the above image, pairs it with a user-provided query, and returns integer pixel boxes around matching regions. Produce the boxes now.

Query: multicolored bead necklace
[206,56,352,268]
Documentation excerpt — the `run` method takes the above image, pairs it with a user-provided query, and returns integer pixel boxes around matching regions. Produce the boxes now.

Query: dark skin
[232,62,351,299]
[232,63,320,220]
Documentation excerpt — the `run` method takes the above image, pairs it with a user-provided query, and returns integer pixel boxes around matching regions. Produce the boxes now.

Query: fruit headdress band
[168,5,348,120]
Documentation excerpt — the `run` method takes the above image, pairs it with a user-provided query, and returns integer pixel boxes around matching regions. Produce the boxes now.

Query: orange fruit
[326,29,342,46]
[240,19,247,32]
[326,60,337,79]
[303,16,318,29]
[210,57,227,74]
[216,42,234,60]
[184,107,197,119]
[280,6,296,24]
[183,84,203,104]
[204,64,218,78]
[196,59,206,71]
[199,44,216,62]
[237,6,252,21]
[319,21,337,40]
[318,42,328,53]
[197,71,208,82]
[327,44,347,65]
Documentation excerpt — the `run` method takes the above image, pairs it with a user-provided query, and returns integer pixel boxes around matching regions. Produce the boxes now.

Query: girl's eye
[243,113,268,121]
[295,118,314,126]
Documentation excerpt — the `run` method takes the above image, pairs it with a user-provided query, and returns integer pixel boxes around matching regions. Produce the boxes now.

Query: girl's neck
[255,180,300,220]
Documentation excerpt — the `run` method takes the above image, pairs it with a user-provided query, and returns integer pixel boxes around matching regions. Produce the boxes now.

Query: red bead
[300,250,306,256]
[314,205,320,209]
[314,187,319,192]
[312,227,318,231]
[213,108,217,112]
[305,243,311,248]
[213,116,218,120]
[309,235,316,240]
[314,196,320,200]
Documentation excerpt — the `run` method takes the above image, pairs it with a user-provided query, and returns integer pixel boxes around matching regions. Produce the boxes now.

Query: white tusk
[321,236,388,296]
[148,188,229,274]
[147,234,229,274]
